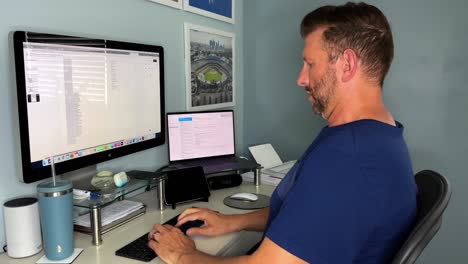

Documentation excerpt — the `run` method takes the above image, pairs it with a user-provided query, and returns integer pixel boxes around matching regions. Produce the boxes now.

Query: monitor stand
[62,165,150,246]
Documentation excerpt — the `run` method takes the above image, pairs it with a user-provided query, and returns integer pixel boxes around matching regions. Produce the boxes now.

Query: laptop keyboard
[115,214,204,262]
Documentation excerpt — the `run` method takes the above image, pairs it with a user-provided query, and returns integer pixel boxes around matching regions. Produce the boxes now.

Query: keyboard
[115,214,204,262]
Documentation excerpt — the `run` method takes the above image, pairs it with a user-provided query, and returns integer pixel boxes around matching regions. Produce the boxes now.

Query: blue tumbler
[37,180,74,260]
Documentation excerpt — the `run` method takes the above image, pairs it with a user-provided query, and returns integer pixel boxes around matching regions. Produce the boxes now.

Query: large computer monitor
[12,31,165,183]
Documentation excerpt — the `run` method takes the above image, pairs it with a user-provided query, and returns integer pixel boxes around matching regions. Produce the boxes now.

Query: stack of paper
[263,160,296,175]
[241,171,284,186]
[74,200,144,227]
[244,144,296,186]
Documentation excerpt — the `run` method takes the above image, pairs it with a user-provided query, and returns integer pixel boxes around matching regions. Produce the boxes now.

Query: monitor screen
[13,31,165,183]
[167,110,235,162]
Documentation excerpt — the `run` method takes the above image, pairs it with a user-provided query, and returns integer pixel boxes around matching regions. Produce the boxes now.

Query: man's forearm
[232,207,269,232]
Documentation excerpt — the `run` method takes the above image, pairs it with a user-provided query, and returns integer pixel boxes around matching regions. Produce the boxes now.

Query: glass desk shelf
[72,178,149,246]
[73,178,148,208]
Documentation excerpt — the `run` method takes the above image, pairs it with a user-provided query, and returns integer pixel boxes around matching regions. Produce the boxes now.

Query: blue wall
[244,0,468,262]
[0,0,244,248]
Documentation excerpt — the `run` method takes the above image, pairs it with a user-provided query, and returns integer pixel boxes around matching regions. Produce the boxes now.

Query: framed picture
[148,0,182,9]
[183,0,234,24]
[184,23,235,110]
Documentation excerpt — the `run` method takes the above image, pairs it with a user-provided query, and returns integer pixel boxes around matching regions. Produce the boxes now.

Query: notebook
[167,110,245,174]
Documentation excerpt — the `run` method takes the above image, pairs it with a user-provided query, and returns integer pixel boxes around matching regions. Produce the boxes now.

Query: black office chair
[391,170,451,264]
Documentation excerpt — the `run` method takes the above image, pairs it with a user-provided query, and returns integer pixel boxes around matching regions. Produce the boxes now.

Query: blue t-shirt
[265,120,417,264]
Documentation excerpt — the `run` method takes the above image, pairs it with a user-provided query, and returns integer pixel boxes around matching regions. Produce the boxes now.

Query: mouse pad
[223,193,270,209]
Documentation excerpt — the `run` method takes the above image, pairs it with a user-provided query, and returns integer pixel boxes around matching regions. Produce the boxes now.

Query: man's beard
[307,65,337,115]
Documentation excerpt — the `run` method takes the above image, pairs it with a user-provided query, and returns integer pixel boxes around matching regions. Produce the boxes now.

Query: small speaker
[3,197,42,258]
[207,174,242,190]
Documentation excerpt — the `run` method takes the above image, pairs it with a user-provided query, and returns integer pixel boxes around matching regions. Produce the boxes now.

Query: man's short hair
[300,2,393,86]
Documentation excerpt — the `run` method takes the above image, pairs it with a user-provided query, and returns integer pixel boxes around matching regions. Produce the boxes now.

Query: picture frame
[183,0,234,24]
[147,0,182,9]
[184,23,235,111]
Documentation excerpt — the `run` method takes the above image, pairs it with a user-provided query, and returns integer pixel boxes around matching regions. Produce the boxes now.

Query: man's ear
[339,49,358,82]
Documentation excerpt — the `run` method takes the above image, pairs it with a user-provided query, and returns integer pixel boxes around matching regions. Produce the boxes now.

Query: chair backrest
[391,170,452,264]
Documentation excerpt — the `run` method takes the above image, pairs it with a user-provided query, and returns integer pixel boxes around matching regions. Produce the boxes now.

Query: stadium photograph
[185,24,234,110]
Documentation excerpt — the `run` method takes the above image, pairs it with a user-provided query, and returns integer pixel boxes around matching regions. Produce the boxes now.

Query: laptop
[167,110,249,174]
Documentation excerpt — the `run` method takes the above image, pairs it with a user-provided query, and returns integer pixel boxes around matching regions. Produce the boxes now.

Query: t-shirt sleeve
[265,151,377,264]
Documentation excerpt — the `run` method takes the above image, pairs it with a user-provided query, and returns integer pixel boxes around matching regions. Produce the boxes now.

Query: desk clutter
[72,170,134,201]
[74,200,145,228]
[68,172,152,247]
[0,179,276,263]
[68,159,260,246]
[90,171,129,191]
[242,143,296,186]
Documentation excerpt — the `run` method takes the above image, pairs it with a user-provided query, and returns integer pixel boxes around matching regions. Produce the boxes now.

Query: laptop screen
[167,111,235,162]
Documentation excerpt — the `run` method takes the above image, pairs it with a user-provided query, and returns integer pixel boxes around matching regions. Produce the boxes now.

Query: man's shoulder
[301,119,411,183]
[319,119,406,152]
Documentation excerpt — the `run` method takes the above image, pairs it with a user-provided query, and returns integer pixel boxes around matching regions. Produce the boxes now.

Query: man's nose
[297,65,308,87]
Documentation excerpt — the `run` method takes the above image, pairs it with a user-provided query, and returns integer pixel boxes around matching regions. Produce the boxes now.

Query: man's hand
[148,224,197,264]
[176,208,238,236]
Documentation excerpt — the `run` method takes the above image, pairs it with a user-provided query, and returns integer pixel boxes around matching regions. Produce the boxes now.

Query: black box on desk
[207,173,242,190]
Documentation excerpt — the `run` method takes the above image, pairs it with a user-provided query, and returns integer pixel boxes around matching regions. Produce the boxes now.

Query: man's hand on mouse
[148,224,197,264]
[176,208,238,236]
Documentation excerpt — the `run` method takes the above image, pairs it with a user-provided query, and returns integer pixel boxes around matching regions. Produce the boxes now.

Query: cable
[154,164,170,174]
[3,244,7,253]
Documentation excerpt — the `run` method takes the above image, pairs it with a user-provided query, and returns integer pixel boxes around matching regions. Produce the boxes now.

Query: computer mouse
[229,192,258,202]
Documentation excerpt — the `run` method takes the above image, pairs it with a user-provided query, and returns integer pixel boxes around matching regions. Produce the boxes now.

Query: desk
[0,183,274,264]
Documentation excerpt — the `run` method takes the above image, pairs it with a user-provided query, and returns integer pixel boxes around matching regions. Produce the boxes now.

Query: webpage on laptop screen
[168,112,235,161]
